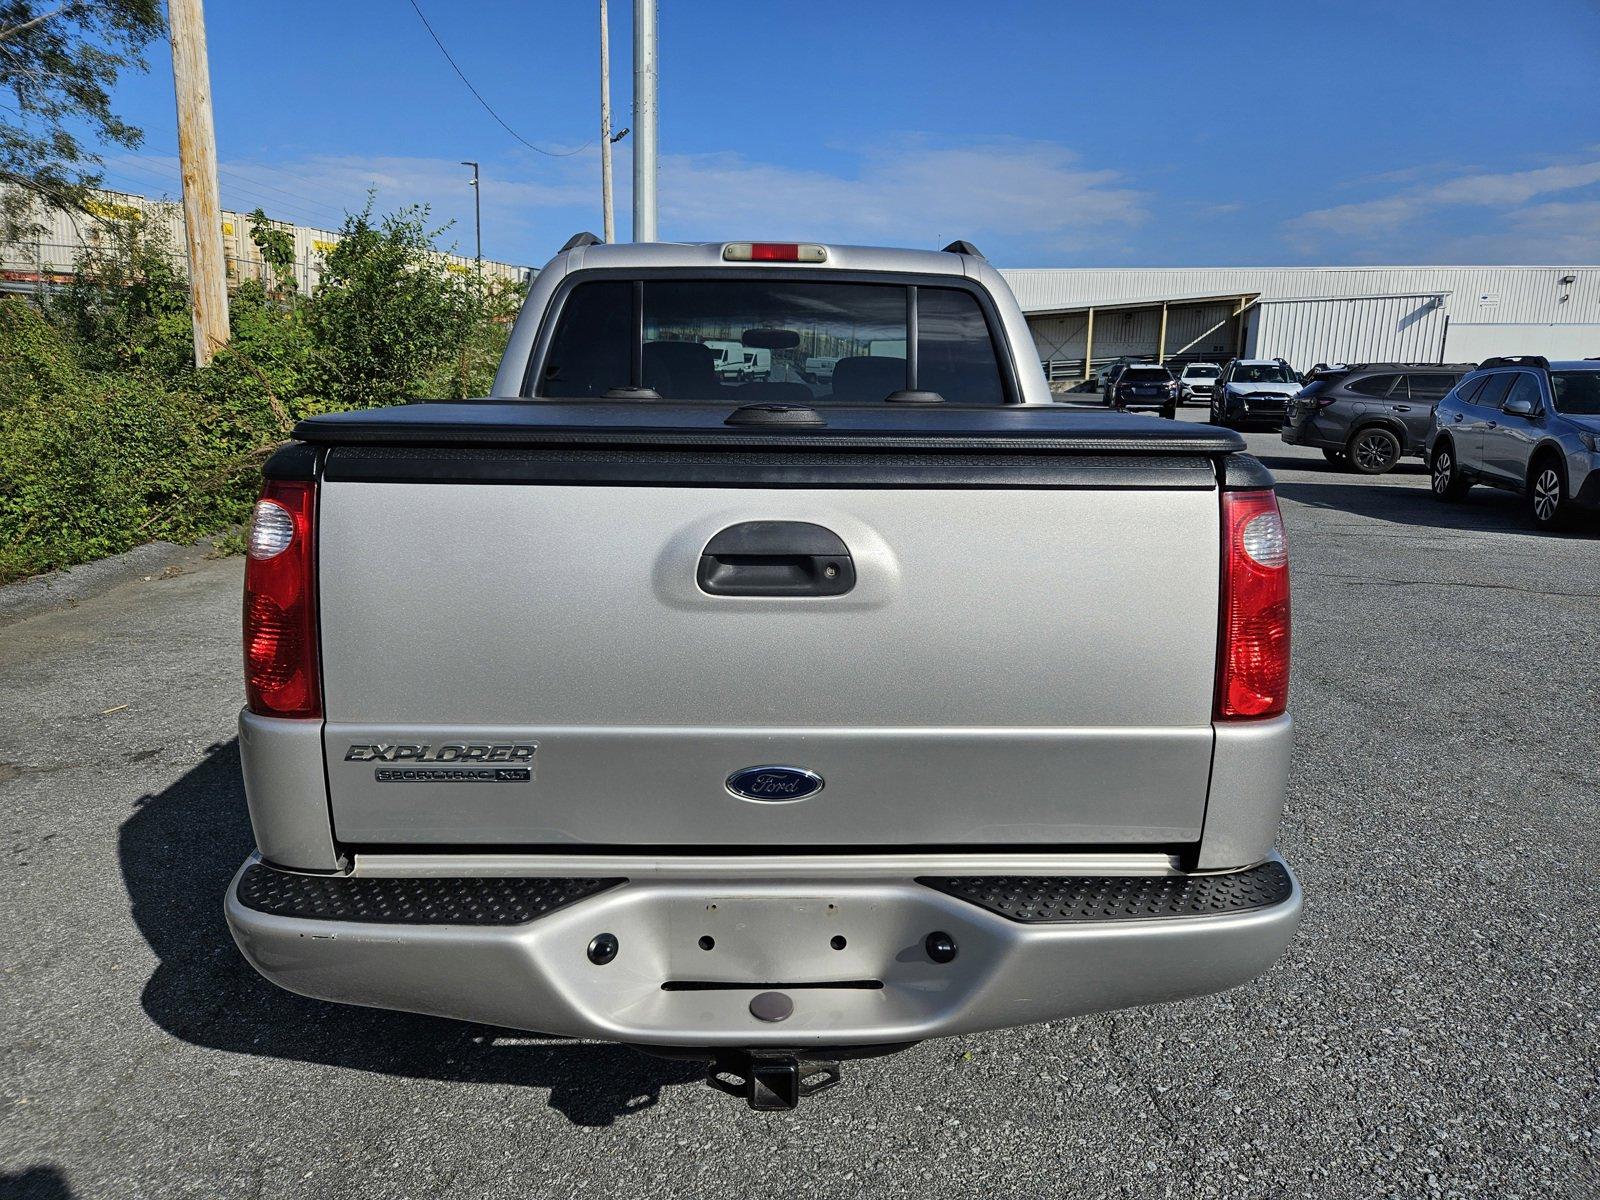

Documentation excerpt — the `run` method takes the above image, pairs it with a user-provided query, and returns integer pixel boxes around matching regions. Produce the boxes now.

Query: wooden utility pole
[599,0,615,243]
[168,0,229,367]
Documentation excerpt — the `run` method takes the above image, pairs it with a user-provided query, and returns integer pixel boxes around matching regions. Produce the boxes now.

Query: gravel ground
[2,422,1597,1200]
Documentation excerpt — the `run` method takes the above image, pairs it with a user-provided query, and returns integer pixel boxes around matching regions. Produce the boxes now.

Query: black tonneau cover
[293,399,1247,455]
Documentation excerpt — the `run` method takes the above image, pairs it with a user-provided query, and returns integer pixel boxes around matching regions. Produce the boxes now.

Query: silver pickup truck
[225,238,1300,1109]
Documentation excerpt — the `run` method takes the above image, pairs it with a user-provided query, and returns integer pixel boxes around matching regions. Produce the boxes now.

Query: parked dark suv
[1281,363,1475,474]
[1107,363,1179,415]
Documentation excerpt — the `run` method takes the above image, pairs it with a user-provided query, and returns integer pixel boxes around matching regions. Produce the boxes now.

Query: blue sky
[95,0,1600,268]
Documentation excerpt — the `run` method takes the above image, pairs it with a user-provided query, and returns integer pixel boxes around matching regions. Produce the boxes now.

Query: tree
[53,207,191,374]
[247,207,297,299]
[0,0,164,240]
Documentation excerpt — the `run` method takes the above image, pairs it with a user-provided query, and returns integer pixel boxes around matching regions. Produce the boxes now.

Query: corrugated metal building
[0,186,532,296]
[998,265,1600,380]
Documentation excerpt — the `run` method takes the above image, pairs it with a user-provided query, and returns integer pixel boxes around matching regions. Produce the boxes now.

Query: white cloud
[1428,200,1600,264]
[1285,158,1600,258]
[105,138,1143,266]
[657,141,1145,250]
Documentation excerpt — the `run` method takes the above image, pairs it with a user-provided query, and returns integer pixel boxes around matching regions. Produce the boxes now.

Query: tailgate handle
[698,521,856,597]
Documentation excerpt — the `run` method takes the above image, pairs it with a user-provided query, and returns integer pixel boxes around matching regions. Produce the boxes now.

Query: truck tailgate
[315,443,1223,849]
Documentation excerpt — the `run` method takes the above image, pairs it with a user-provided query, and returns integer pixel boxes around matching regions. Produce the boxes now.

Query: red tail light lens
[243,479,320,719]
[1216,489,1290,719]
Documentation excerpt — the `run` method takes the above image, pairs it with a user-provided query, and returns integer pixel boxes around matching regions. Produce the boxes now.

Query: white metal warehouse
[998,265,1600,381]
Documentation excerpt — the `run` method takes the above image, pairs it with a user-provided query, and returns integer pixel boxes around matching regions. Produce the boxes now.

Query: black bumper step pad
[237,863,624,925]
[919,861,1292,924]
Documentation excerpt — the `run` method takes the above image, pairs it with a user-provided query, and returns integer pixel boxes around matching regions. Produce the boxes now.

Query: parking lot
[2,419,1596,1200]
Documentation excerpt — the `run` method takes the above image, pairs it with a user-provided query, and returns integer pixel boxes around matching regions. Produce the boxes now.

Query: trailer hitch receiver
[706,1051,842,1110]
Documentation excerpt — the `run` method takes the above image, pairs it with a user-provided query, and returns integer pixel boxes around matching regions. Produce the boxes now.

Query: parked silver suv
[1209,359,1301,429]
[1281,363,1475,474]
[1430,356,1600,529]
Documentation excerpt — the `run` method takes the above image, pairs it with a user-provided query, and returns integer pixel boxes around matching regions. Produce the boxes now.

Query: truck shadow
[1274,478,1600,539]
[1250,451,1429,478]
[118,740,703,1128]
[0,1166,77,1200]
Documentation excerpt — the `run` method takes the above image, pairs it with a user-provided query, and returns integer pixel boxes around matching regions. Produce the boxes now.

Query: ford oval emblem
[726,765,824,803]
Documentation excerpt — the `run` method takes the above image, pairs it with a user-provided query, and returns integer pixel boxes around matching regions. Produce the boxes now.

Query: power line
[405,0,593,158]
[135,148,352,223]
[98,159,345,230]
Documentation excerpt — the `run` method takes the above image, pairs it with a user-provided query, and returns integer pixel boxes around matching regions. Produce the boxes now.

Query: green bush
[0,201,524,584]
[0,301,245,580]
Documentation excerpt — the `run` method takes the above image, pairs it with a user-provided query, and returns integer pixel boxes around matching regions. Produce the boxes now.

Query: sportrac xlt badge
[345,743,536,784]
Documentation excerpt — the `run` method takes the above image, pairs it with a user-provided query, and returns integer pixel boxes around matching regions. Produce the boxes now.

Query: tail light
[1216,489,1290,719]
[243,479,320,719]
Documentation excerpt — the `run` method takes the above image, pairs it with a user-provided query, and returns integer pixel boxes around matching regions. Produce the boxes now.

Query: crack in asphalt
[1298,572,1600,599]
[1103,1012,1197,1193]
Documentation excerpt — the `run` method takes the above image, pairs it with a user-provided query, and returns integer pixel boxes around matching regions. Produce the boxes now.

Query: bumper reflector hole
[698,935,715,951]
[925,931,958,964]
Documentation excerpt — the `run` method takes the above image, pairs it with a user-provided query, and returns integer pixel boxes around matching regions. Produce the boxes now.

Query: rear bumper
[225,853,1301,1048]
[1280,423,1337,450]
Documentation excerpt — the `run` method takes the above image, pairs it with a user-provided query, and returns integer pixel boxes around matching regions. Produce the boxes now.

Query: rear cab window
[534,275,1011,404]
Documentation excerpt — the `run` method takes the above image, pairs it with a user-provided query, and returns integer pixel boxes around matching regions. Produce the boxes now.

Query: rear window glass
[1348,374,1398,397]
[1551,370,1600,416]
[1454,376,1487,404]
[1122,367,1172,382]
[536,277,1008,404]
[917,288,1006,406]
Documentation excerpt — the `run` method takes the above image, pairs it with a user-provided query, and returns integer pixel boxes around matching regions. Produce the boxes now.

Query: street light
[459,160,482,279]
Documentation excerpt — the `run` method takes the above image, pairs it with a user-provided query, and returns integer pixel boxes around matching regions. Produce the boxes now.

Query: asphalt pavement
[2,416,1597,1199]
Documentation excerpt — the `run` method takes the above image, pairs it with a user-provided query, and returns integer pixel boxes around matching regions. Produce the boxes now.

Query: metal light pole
[460,160,482,279]
[599,0,614,243]
[632,0,657,242]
